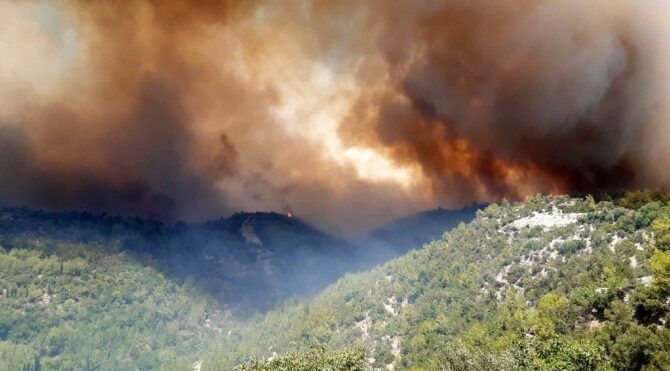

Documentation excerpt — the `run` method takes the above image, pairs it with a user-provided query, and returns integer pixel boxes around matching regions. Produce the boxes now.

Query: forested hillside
[2,194,670,370]
[0,239,231,370]
[0,206,480,317]
[0,205,477,369]
[203,194,670,370]
[0,209,355,314]
[357,205,481,262]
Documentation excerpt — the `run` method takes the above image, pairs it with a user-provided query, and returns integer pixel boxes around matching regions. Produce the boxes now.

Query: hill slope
[360,204,481,259]
[0,239,231,370]
[204,194,670,370]
[0,206,476,369]
[3,194,670,369]
[0,209,353,313]
[0,206,477,315]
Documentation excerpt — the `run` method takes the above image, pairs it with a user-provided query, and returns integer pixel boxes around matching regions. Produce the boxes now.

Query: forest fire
[2,2,670,369]
[1,0,669,233]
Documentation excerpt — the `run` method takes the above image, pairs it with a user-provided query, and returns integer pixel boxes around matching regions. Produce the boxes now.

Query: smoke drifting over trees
[1,0,669,233]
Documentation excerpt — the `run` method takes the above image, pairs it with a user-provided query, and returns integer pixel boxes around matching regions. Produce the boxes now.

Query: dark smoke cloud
[334,0,670,207]
[1,0,669,232]
[0,78,227,220]
[0,0,255,221]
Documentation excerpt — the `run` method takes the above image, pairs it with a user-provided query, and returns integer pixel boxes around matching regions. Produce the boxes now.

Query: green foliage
[631,250,670,323]
[426,342,520,370]
[201,195,670,370]
[0,242,230,369]
[537,293,572,335]
[557,240,586,255]
[4,194,670,370]
[235,346,368,371]
[519,335,607,370]
[594,190,670,210]
[652,217,670,251]
[0,341,37,371]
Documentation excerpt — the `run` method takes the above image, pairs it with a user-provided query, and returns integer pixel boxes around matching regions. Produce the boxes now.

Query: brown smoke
[1,0,669,233]
[0,0,253,221]
[339,0,670,205]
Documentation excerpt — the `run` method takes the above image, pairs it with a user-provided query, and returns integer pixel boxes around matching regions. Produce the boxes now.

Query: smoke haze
[1,0,669,234]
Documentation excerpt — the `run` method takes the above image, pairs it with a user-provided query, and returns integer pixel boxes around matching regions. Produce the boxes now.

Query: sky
[1,0,669,234]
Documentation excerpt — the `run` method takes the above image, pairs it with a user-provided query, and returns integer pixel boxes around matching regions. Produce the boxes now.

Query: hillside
[0,207,479,316]
[0,206,476,369]
[202,194,670,370]
[2,194,670,370]
[361,205,481,259]
[0,209,353,314]
[0,239,232,370]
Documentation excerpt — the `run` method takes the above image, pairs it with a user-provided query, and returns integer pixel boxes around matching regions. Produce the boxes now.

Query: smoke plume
[1,0,669,233]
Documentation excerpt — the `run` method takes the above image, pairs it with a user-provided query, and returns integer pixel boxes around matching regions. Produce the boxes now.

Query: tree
[537,293,572,335]
[652,217,670,251]
[235,346,368,371]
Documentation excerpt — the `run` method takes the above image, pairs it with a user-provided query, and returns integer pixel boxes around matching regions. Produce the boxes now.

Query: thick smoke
[339,0,670,204]
[1,0,669,233]
[0,0,251,221]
